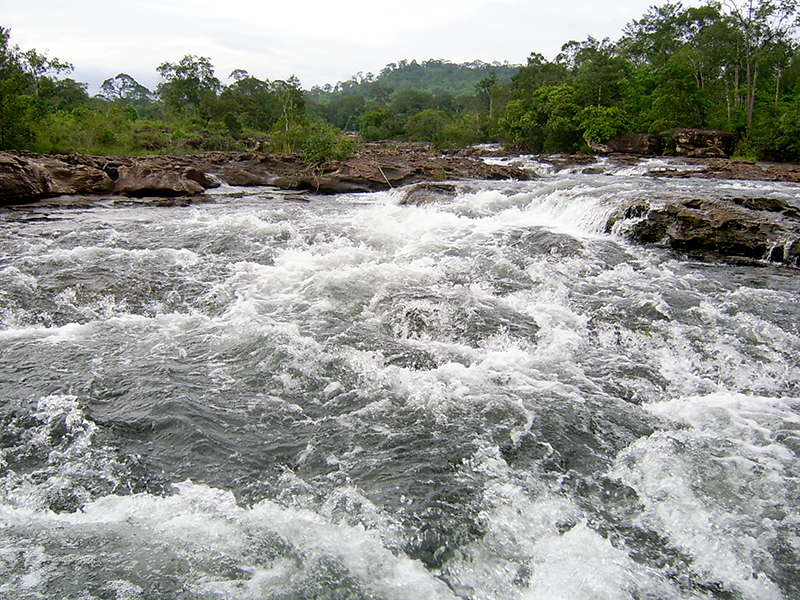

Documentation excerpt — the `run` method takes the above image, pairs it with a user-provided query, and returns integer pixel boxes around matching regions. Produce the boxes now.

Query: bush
[405,109,450,143]
[360,107,405,141]
[301,123,355,165]
[578,105,627,143]
[439,115,489,148]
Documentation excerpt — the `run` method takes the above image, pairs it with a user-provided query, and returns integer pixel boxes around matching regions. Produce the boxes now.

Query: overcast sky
[4,0,704,94]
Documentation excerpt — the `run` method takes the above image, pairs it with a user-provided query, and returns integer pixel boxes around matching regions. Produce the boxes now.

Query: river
[1,157,799,599]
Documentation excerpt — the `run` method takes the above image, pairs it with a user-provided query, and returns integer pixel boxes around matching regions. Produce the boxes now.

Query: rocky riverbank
[0,143,532,204]
[1,143,799,268]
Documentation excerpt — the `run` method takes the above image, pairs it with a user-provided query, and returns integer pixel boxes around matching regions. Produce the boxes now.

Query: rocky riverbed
[1,143,799,268]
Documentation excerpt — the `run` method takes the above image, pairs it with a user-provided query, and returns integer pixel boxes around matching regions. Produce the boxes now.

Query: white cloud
[3,0,705,93]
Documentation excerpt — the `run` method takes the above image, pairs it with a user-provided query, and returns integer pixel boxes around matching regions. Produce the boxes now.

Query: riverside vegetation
[2,0,800,162]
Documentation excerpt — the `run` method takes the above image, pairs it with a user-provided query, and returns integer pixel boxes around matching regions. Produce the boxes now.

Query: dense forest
[1,0,800,161]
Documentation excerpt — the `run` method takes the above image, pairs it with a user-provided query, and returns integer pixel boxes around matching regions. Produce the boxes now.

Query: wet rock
[282,160,415,194]
[673,128,735,157]
[44,160,115,196]
[114,164,206,197]
[183,166,218,189]
[2,143,532,205]
[217,167,269,187]
[397,182,458,205]
[609,196,800,266]
[1,152,115,203]
[607,133,662,155]
[0,152,51,202]
[687,146,727,159]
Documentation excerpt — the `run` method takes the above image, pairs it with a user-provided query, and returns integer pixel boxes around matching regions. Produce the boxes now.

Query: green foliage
[578,105,628,142]
[498,100,540,150]
[759,94,800,161]
[0,28,37,148]
[156,55,220,119]
[4,0,800,161]
[98,73,154,117]
[405,109,450,142]
[310,94,365,130]
[360,106,406,141]
[34,105,132,154]
[498,85,582,152]
[300,122,355,165]
[440,114,491,148]
[310,59,518,100]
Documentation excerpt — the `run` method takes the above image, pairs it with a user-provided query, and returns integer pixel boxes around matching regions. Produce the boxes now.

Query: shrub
[301,123,355,165]
[405,109,450,143]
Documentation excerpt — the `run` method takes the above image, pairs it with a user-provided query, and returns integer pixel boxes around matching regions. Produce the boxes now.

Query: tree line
[496,0,800,160]
[1,0,800,161]
[308,0,800,160]
[0,31,353,163]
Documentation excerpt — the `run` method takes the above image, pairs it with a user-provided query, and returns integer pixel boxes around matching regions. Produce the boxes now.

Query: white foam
[1,480,458,600]
[440,445,682,600]
[610,392,799,600]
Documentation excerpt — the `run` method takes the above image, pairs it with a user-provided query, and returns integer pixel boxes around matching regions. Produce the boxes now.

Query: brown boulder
[183,166,218,189]
[673,128,735,157]
[272,160,417,194]
[0,152,51,202]
[609,196,800,266]
[37,156,115,195]
[217,167,269,187]
[0,151,114,203]
[687,146,727,159]
[607,133,662,155]
[114,164,206,197]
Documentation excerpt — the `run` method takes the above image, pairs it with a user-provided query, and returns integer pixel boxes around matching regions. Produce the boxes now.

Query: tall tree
[156,55,220,118]
[0,27,74,148]
[99,73,154,109]
[476,71,498,118]
[0,27,32,148]
[721,0,800,130]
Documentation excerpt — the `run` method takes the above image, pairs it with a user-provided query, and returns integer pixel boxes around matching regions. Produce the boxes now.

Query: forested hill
[307,59,519,100]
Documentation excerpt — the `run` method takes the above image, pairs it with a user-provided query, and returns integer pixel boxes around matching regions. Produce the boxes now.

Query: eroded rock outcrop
[1,144,533,203]
[607,133,662,155]
[673,128,735,158]
[609,195,800,266]
[269,143,533,194]
[0,152,114,203]
[114,164,206,197]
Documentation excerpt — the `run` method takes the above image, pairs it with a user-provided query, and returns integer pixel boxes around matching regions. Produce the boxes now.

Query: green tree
[98,73,154,114]
[0,27,35,148]
[476,71,499,117]
[218,70,281,131]
[721,0,799,131]
[0,27,76,149]
[156,55,221,119]
[511,53,569,95]
[559,37,630,107]
[498,99,540,150]
[578,105,628,143]
[360,106,405,141]
[405,109,450,142]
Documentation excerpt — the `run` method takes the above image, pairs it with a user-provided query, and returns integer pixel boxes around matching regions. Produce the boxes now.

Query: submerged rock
[397,182,459,206]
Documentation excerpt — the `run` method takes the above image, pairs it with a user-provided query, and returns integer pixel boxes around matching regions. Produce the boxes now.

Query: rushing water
[1,158,799,600]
